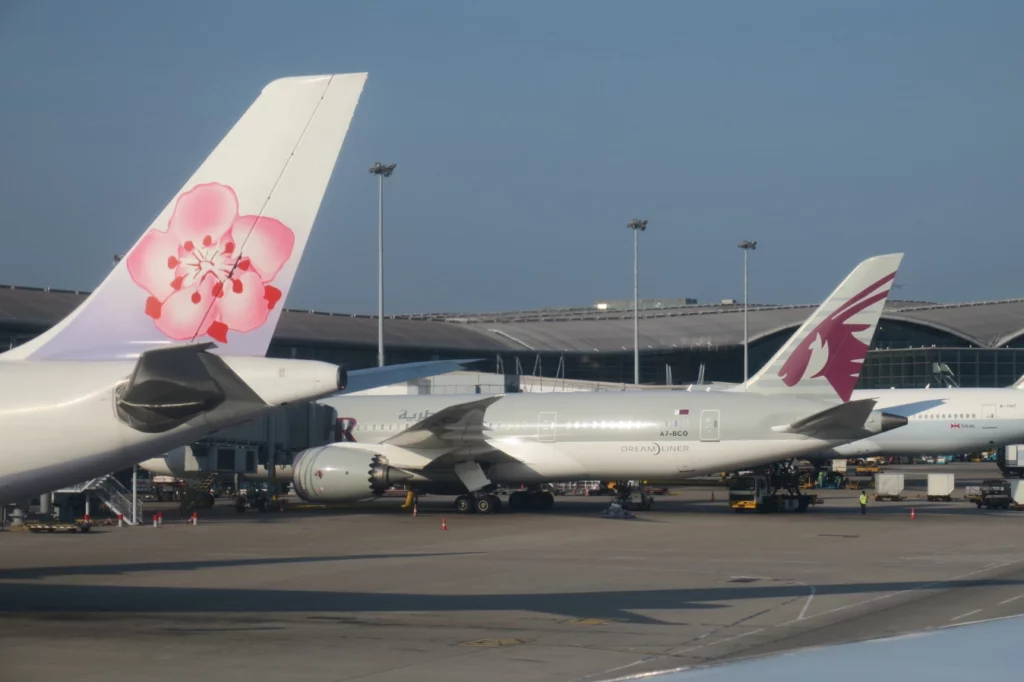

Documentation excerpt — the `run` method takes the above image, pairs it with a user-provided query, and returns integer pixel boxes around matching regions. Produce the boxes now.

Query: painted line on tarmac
[998,594,1024,605]
[942,613,1024,629]
[564,655,661,682]
[706,628,766,648]
[798,586,817,621]
[778,558,1024,627]
[673,628,765,655]
[950,609,983,622]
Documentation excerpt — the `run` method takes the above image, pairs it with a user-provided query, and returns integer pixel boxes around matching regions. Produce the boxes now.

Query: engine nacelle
[863,410,908,435]
[291,445,411,503]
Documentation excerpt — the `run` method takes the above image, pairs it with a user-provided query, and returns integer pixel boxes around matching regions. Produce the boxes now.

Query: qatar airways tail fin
[3,73,367,361]
[743,253,903,402]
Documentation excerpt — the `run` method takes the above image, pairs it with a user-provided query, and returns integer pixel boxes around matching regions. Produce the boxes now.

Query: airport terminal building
[4,284,1024,389]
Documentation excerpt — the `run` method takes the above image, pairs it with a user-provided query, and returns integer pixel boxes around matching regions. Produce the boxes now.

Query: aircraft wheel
[539,491,555,510]
[474,495,495,514]
[508,491,529,511]
[455,495,474,514]
[488,494,502,513]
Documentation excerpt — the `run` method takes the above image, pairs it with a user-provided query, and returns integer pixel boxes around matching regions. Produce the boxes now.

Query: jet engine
[291,444,412,503]
[863,410,908,435]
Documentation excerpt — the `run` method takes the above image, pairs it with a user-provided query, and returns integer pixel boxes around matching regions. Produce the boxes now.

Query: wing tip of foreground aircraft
[743,252,905,402]
[601,614,1024,682]
[2,72,369,363]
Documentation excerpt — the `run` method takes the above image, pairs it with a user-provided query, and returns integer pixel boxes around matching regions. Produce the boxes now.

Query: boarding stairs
[57,475,143,525]
[186,472,219,492]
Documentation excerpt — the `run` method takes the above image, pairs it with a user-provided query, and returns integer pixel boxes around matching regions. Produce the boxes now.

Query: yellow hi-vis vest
[860,493,868,505]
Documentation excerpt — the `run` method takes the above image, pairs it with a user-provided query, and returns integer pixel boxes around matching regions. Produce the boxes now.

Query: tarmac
[2,462,1023,682]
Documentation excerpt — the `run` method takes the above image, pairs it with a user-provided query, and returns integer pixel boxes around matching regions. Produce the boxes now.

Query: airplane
[708,354,1024,460]
[144,253,909,513]
[822,385,1024,459]
[0,73,470,507]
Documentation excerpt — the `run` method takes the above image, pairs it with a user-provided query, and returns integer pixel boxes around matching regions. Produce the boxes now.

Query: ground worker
[859,490,868,515]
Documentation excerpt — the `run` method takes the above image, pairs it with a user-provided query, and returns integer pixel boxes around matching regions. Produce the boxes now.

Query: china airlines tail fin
[2,73,367,361]
[743,253,903,402]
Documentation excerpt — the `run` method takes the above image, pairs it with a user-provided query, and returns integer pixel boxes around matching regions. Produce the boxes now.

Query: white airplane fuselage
[0,357,341,504]
[831,387,1024,457]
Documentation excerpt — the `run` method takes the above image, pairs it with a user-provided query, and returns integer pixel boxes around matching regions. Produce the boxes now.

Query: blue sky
[0,1,1020,314]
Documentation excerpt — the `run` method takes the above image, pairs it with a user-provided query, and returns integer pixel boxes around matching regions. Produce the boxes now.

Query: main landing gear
[507,489,555,512]
[454,493,503,514]
[453,489,556,514]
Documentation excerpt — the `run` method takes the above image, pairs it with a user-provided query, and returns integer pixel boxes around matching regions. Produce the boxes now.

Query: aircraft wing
[385,395,503,449]
[336,359,482,395]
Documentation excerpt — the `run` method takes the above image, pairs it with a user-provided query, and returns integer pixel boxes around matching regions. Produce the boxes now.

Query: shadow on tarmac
[139,495,1024,522]
[0,552,480,580]
[2,578,1023,624]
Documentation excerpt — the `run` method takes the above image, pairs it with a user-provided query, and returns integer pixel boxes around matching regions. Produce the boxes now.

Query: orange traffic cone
[83,513,90,523]
[117,514,124,528]
[711,491,716,502]
[412,501,418,517]
[191,512,198,526]
[910,508,916,520]
[441,516,448,531]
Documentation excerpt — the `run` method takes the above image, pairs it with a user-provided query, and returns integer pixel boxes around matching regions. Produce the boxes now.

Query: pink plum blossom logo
[126,183,294,344]
[778,272,896,402]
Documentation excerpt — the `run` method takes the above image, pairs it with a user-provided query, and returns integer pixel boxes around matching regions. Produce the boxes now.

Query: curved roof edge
[996,326,1024,348]
[881,314,986,348]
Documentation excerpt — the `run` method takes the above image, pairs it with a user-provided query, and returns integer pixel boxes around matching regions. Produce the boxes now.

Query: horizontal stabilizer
[116,344,265,433]
[385,395,502,449]
[338,359,484,395]
[772,398,878,438]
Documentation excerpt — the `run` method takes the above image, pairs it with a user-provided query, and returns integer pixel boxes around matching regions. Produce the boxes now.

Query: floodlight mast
[738,240,758,388]
[369,162,397,367]
[627,219,649,385]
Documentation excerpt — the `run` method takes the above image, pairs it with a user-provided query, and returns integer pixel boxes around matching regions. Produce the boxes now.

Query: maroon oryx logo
[778,272,895,401]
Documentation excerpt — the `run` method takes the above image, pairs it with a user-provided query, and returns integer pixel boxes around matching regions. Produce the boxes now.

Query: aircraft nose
[881,412,909,432]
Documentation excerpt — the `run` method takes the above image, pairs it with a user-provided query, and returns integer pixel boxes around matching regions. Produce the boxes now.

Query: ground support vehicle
[728,465,821,513]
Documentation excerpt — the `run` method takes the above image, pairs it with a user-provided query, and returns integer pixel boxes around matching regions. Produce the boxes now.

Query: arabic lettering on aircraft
[398,409,435,421]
